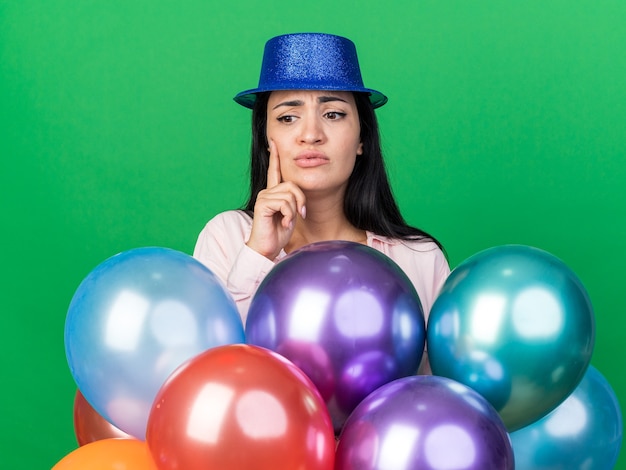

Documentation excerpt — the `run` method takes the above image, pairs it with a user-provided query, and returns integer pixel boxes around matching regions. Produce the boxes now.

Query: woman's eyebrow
[272,95,348,110]
[272,100,304,109]
[318,95,348,104]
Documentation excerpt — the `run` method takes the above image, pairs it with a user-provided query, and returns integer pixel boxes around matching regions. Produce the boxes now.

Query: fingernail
[301,206,307,219]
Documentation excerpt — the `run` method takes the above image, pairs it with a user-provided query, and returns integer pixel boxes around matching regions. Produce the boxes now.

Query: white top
[193,210,450,325]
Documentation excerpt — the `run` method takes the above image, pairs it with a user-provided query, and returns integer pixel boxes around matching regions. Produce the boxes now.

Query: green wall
[1,1,624,467]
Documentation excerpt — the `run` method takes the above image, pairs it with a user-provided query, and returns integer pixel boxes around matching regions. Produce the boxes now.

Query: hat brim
[234,86,388,109]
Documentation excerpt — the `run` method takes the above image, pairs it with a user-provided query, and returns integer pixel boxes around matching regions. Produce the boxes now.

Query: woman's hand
[246,140,306,260]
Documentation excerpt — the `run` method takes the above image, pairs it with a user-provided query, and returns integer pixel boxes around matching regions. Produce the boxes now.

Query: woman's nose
[298,116,325,144]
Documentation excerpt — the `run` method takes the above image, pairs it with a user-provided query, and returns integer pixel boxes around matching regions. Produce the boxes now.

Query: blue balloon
[510,365,623,469]
[246,241,425,432]
[427,245,595,431]
[65,247,244,439]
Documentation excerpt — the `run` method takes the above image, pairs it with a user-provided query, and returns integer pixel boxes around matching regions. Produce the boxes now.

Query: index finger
[266,139,282,189]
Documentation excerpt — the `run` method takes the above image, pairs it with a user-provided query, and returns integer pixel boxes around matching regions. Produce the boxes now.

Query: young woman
[193,33,449,328]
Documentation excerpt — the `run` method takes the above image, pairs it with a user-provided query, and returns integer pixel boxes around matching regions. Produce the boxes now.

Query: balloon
[146,344,335,470]
[65,247,245,439]
[510,365,623,469]
[427,245,594,431]
[335,375,514,470]
[246,241,425,432]
[53,438,157,470]
[74,389,132,445]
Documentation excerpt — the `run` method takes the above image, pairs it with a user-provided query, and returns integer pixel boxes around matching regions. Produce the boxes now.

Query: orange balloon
[53,438,157,470]
[146,344,335,469]
[74,390,132,445]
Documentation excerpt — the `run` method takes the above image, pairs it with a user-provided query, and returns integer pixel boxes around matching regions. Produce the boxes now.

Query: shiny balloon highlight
[427,245,595,430]
[245,241,425,432]
[146,344,335,470]
[65,247,245,439]
[511,365,622,469]
[335,375,514,470]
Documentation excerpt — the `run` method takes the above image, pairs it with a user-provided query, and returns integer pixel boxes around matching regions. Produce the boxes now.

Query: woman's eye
[277,115,295,123]
[325,111,346,120]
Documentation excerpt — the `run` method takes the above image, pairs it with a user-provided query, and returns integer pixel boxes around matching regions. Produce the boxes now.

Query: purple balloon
[336,375,514,470]
[245,241,425,432]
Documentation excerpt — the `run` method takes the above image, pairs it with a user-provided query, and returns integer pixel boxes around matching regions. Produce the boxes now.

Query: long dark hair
[242,92,444,250]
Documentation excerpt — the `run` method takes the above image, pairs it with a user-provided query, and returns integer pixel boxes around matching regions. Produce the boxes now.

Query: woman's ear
[357,142,364,155]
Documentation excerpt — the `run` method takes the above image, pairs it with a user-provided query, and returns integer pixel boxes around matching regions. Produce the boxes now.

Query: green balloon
[427,245,595,431]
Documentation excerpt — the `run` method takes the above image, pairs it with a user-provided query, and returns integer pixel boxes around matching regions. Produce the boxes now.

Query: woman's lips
[294,152,329,168]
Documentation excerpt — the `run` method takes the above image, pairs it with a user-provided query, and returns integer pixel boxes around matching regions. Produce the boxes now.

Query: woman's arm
[193,211,276,323]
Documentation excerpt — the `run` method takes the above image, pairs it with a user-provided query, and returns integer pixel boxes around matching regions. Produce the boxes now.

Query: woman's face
[266,90,363,195]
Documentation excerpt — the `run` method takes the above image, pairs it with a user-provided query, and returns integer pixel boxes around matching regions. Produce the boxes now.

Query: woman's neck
[284,197,367,253]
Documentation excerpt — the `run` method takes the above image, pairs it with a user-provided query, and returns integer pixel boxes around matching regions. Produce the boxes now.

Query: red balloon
[74,390,132,445]
[146,344,335,469]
